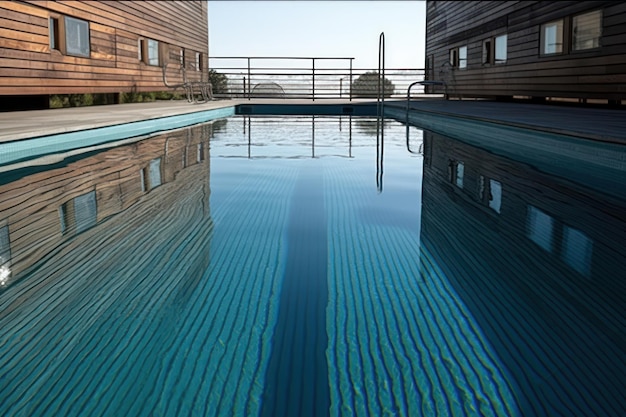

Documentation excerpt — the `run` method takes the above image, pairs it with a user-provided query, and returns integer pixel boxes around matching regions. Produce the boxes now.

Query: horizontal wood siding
[0,0,208,95]
[426,1,626,101]
[0,122,213,276]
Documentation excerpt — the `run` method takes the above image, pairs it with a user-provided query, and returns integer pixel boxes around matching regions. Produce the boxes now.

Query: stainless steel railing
[208,56,426,100]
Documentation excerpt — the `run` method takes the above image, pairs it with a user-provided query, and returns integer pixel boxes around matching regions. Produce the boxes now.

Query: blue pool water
[0,114,624,416]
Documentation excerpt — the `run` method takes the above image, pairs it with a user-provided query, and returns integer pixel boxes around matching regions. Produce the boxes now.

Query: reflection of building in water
[0,120,223,283]
[420,130,626,416]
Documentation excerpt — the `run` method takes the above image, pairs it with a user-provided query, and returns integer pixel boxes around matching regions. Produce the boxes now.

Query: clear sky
[207,1,426,70]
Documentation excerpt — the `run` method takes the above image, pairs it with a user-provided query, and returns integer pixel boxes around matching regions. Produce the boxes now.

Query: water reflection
[419,129,626,416]
[0,120,222,287]
[221,115,355,159]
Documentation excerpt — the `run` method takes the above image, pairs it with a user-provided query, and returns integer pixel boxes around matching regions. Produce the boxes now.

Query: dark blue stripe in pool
[261,166,330,417]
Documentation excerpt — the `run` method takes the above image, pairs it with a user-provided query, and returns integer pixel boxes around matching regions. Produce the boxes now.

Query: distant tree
[208,70,228,95]
[351,71,395,98]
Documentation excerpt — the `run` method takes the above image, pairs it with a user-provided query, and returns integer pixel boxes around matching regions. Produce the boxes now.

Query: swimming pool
[0,113,624,416]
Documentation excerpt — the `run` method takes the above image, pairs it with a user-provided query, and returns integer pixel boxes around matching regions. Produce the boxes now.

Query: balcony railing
[208,56,431,100]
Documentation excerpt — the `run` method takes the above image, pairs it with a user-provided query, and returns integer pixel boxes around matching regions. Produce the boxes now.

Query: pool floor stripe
[261,165,330,417]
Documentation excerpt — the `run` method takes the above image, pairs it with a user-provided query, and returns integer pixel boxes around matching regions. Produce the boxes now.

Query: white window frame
[459,46,467,69]
[541,20,564,55]
[495,34,507,64]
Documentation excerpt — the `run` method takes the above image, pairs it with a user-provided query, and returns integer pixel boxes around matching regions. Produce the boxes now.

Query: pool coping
[1,97,624,145]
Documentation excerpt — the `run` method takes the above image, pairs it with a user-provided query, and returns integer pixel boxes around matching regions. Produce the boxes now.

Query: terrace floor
[1,98,625,144]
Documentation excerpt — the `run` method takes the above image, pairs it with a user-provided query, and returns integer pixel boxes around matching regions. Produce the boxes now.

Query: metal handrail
[405,80,445,154]
[208,56,426,100]
[376,32,385,193]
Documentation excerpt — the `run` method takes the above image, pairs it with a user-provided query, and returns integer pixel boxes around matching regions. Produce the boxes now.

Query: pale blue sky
[208,1,426,69]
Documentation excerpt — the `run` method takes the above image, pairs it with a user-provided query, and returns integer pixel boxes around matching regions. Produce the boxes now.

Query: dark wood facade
[0,1,208,100]
[425,1,626,103]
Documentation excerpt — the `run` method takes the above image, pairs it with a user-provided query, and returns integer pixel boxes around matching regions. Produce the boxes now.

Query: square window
[64,16,90,57]
[495,34,507,63]
[459,46,467,69]
[541,20,564,54]
[573,10,602,50]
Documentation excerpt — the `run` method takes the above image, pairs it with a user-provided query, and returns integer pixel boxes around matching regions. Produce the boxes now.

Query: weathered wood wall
[0,0,208,96]
[425,1,626,102]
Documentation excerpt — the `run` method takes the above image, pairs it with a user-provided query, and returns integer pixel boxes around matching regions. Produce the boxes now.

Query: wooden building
[425,1,626,104]
[0,0,208,109]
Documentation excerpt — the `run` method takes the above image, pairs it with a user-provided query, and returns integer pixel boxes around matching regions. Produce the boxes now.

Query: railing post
[349,59,353,101]
[312,58,316,101]
[247,57,251,100]
[243,76,246,99]
[339,78,343,98]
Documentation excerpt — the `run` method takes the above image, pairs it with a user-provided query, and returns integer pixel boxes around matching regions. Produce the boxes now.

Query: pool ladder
[376,32,385,193]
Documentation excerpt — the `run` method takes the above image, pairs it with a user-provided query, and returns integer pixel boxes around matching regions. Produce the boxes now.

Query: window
[482,39,492,64]
[449,48,458,67]
[196,52,203,71]
[180,48,185,67]
[495,34,507,63]
[138,38,144,60]
[449,46,466,69]
[562,226,593,276]
[488,179,502,213]
[527,206,554,252]
[0,222,10,286]
[541,20,564,54]
[573,10,602,50]
[49,17,60,51]
[448,160,464,188]
[147,39,159,66]
[458,46,467,69]
[59,191,97,235]
[64,16,90,57]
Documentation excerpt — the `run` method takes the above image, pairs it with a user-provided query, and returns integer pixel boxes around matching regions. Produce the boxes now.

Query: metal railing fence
[208,57,428,100]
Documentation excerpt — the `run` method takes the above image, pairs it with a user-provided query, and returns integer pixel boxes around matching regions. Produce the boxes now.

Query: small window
[64,16,90,57]
[562,226,593,276]
[147,39,159,66]
[138,38,144,60]
[572,10,602,51]
[482,39,492,64]
[459,46,467,69]
[527,206,554,252]
[149,158,162,188]
[541,20,564,55]
[0,222,10,286]
[49,17,60,51]
[449,48,458,67]
[495,34,507,63]
[180,48,185,67]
